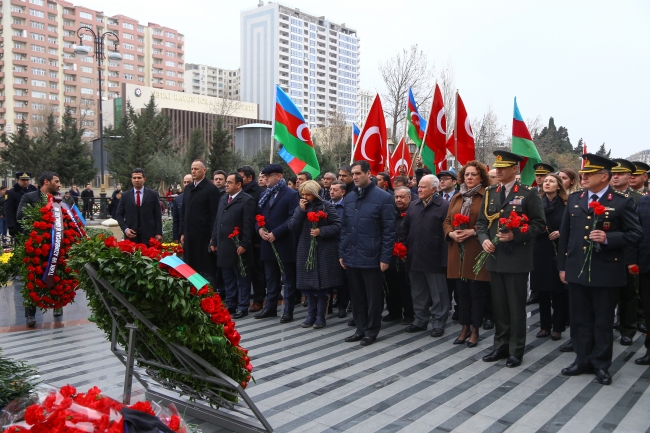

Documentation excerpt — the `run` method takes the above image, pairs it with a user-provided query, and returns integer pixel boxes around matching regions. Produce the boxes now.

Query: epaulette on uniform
[486,184,498,191]
[570,189,583,195]
[522,185,532,190]
[614,190,628,197]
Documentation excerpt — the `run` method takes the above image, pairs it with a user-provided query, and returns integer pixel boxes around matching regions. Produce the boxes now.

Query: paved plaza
[1,282,650,433]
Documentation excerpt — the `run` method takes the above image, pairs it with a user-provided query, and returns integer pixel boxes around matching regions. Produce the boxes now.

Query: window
[165,31,175,38]
[138,66,144,72]
[137,26,144,33]
[48,13,56,21]
[165,70,175,76]
[123,73,135,80]
[15,78,26,85]
[64,74,75,81]
[49,93,58,100]
[108,71,119,77]
[63,8,71,14]
[49,71,58,78]
[31,56,46,64]
[63,19,74,27]
[165,60,175,67]
[48,37,57,44]
[50,105,60,112]
[14,42,26,49]
[152,29,162,35]
[153,38,162,45]
[30,0,45,5]
[48,24,57,32]
[137,46,144,53]
[64,96,76,103]
[123,53,134,60]
[81,56,93,63]
[108,82,119,87]
[165,41,175,48]
[81,77,93,83]
[31,21,45,29]
[31,45,45,53]
[49,59,59,67]
[81,66,93,73]
[80,12,92,19]
[13,18,26,25]
[81,98,94,105]
[31,32,45,41]
[138,36,144,43]
[32,102,46,110]
[81,87,93,94]
[108,61,119,67]
[65,85,75,92]
[15,54,28,61]
[123,22,134,30]
[32,91,47,98]
[165,51,175,57]
[82,120,94,127]
[123,63,134,70]
[31,67,46,76]
[16,90,27,96]
[123,43,134,50]
[30,9,45,18]
[12,6,25,13]
[165,80,175,86]
[123,33,133,40]
[138,76,144,83]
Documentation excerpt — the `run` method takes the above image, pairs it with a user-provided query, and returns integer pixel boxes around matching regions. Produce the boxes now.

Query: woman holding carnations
[531,174,568,340]
[443,161,491,347]
[288,180,342,329]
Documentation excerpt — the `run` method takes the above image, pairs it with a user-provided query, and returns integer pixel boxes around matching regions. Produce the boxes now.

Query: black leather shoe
[595,368,612,385]
[453,336,468,345]
[561,363,592,376]
[505,356,522,368]
[401,317,414,325]
[634,353,650,365]
[483,319,494,330]
[347,319,356,327]
[638,323,648,334]
[536,330,550,338]
[280,314,293,323]
[382,314,400,322]
[482,348,508,363]
[559,339,574,352]
[338,309,347,318]
[227,307,237,315]
[405,324,427,333]
[26,316,36,327]
[620,336,633,346]
[360,336,376,346]
[254,309,277,319]
[233,310,248,319]
[345,333,363,342]
[430,328,444,338]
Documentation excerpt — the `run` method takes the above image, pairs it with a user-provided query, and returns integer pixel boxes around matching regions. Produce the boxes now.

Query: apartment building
[240,2,360,126]
[0,0,184,140]
[184,63,240,100]
[356,88,372,125]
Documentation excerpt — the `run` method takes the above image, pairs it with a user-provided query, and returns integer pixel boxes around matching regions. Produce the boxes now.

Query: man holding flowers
[557,153,642,385]
[476,151,546,368]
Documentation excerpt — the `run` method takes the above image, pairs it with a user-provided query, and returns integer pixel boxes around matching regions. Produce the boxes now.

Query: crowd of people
[5,149,650,387]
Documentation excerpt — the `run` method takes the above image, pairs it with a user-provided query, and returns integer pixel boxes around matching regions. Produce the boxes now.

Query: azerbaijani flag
[160,255,210,290]
[512,97,542,186]
[352,123,360,145]
[274,85,320,178]
[407,88,427,147]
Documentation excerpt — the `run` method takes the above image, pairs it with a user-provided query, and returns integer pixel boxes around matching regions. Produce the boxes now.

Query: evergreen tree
[0,120,36,175]
[31,114,59,180]
[574,138,584,154]
[184,128,206,169]
[207,117,234,173]
[595,143,611,158]
[57,108,96,186]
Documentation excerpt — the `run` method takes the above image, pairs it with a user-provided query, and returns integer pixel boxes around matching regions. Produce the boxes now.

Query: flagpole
[270,85,278,164]
[400,96,408,175]
[454,89,459,172]
[350,93,377,164]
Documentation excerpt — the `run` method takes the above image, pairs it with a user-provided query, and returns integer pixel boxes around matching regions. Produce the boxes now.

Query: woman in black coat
[531,174,568,340]
[288,180,342,329]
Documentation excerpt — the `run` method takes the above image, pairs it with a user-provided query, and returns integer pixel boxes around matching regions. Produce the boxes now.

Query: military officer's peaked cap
[492,150,524,168]
[631,161,650,175]
[533,163,555,175]
[579,153,616,174]
[611,159,636,174]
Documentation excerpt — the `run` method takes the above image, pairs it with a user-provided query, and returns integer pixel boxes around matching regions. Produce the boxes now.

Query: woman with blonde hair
[558,167,579,194]
[531,173,569,340]
[288,180,342,328]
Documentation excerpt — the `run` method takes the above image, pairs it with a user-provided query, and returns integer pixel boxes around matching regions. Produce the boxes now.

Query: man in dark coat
[339,160,395,346]
[5,172,37,236]
[401,175,449,336]
[80,183,95,220]
[254,164,300,323]
[17,171,61,325]
[238,165,266,312]
[180,160,220,288]
[338,165,355,194]
[558,154,642,385]
[477,150,546,368]
[384,186,414,325]
[632,194,650,365]
[172,175,192,243]
[211,172,256,319]
[115,168,163,247]
[330,180,349,318]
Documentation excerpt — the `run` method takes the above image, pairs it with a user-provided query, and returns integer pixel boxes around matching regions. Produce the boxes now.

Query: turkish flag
[449,93,476,165]
[353,95,387,174]
[390,137,412,179]
[423,84,447,168]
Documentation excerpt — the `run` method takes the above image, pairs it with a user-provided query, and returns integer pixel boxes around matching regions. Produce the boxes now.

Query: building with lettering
[0,0,184,142]
[240,2,360,126]
[184,63,240,100]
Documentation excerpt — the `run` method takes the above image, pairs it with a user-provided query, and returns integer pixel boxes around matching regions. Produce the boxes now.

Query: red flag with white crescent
[390,137,412,179]
[449,93,476,165]
[423,84,447,169]
[353,95,387,175]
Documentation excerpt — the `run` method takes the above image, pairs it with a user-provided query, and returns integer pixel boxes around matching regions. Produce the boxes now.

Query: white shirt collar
[229,190,241,201]
[587,185,610,201]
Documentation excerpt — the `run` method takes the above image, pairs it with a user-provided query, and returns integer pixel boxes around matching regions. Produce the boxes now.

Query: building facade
[0,0,184,141]
[184,63,240,100]
[240,2,360,126]
[627,149,650,165]
[356,88,372,125]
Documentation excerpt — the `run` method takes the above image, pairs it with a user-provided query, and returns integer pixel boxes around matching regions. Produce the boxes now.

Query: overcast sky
[81,0,650,158]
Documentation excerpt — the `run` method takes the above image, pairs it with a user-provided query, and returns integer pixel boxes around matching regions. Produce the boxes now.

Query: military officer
[5,172,37,236]
[557,154,642,385]
[477,150,546,368]
[629,161,650,195]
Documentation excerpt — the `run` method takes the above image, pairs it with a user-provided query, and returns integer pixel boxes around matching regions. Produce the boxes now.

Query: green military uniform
[630,160,650,331]
[476,151,546,363]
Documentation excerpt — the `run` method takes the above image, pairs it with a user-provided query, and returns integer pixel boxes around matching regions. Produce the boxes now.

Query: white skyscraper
[240,2,360,126]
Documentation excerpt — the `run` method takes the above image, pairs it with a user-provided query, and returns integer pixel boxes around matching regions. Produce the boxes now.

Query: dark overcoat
[401,194,449,274]
[256,183,299,263]
[557,187,642,287]
[288,197,342,291]
[5,182,37,232]
[531,195,566,292]
[633,194,650,273]
[115,187,163,246]
[180,178,220,275]
[211,192,256,269]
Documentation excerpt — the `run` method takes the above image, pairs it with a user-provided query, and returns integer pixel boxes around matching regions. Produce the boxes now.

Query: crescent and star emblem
[361,126,381,161]
[436,108,446,134]
[296,124,310,142]
[465,117,474,139]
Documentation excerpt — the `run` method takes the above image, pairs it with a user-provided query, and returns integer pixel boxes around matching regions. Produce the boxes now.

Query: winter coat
[5,182,37,231]
[256,183,299,263]
[442,186,490,281]
[288,197,343,291]
[339,182,395,268]
[211,192,256,269]
[531,195,566,292]
[401,194,449,274]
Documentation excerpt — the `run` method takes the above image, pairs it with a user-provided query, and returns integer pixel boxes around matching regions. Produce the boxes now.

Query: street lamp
[74,26,121,219]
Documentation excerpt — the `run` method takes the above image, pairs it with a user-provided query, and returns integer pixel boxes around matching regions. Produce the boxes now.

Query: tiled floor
[1,282,650,432]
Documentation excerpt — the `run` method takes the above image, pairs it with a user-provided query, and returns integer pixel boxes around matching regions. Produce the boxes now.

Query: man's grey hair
[394,186,411,196]
[421,174,440,190]
[324,172,336,180]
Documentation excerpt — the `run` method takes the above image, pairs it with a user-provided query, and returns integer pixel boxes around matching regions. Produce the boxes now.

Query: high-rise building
[184,63,240,100]
[627,149,650,165]
[0,0,185,140]
[240,2,360,126]
[356,88,373,125]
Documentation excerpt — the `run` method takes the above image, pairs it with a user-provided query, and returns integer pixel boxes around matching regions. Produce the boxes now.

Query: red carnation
[59,384,77,397]
[255,214,266,227]
[168,415,181,431]
[129,400,155,416]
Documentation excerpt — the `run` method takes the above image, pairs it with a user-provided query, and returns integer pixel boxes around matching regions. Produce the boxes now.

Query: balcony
[13,82,28,90]
[13,58,28,67]
[62,34,77,43]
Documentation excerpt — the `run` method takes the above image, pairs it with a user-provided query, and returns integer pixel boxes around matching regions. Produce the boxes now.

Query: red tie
[136,190,141,206]
[228,196,233,204]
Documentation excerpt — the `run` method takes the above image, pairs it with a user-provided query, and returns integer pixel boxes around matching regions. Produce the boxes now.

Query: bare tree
[437,61,456,138]
[526,115,543,138]
[472,106,508,164]
[312,109,351,170]
[379,45,434,145]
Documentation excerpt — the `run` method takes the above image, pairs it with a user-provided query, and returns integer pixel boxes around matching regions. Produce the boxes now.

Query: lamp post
[74,26,122,219]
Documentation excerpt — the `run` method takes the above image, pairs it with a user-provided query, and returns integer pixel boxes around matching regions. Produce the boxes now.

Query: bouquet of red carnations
[228,226,246,276]
[473,211,529,276]
[306,210,327,271]
[452,214,471,277]
[255,215,284,275]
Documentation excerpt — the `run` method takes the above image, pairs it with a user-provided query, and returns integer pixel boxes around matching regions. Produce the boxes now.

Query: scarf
[542,194,559,216]
[258,178,286,209]
[458,183,482,216]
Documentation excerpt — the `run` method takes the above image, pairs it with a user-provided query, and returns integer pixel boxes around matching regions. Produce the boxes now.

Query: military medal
[603,222,611,230]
